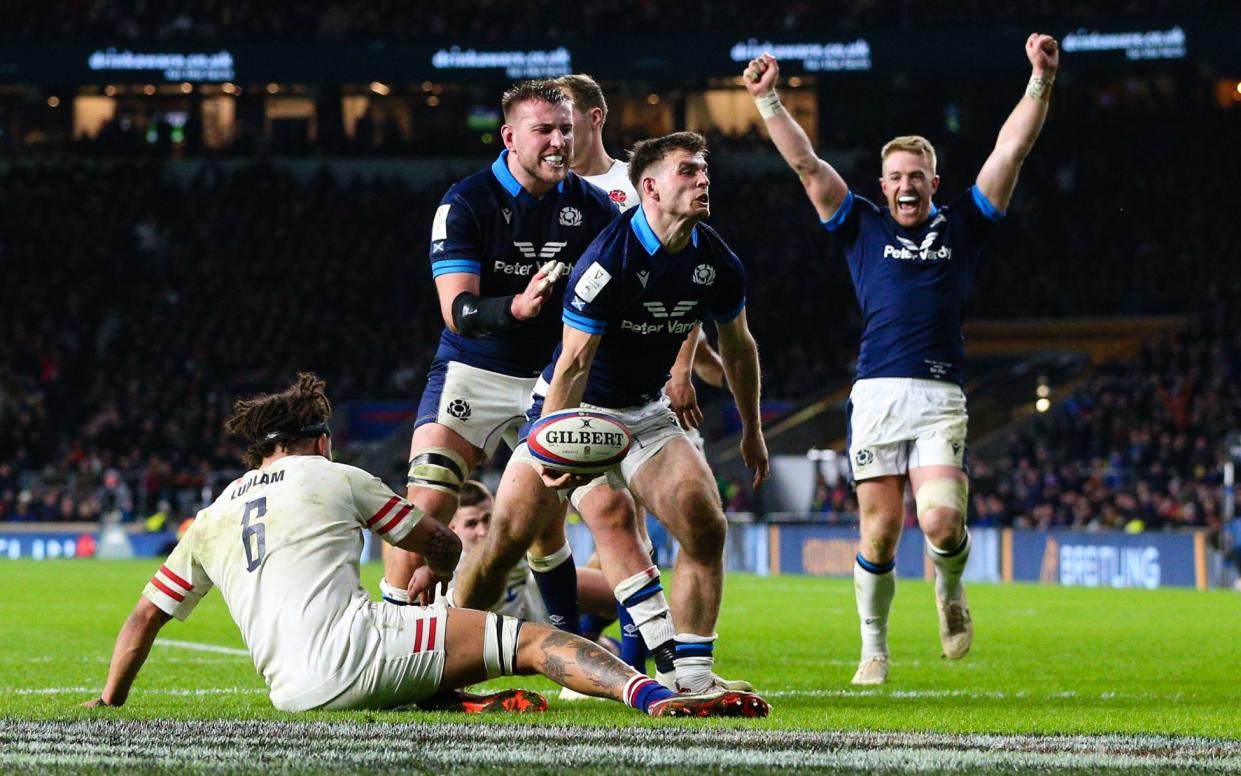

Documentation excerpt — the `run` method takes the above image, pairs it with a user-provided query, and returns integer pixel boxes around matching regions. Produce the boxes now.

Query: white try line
[14,687,264,696]
[154,639,249,656]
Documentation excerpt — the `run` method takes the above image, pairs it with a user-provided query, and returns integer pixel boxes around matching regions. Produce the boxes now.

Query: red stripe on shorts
[413,617,424,653]
[425,616,437,652]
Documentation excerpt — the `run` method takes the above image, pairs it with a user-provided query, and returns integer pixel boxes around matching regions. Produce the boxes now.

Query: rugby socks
[927,529,971,600]
[528,543,581,635]
[616,604,650,673]
[854,553,896,660]
[379,577,409,606]
[624,674,676,715]
[614,566,675,680]
[672,633,716,693]
[579,612,615,641]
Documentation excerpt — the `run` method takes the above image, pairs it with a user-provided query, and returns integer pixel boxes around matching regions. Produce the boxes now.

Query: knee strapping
[915,477,969,519]
[482,612,524,679]
[407,447,468,495]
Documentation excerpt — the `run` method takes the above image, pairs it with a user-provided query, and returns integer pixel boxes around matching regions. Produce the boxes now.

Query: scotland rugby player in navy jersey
[456,132,770,696]
[381,80,628,610]
[745,35,1060,684]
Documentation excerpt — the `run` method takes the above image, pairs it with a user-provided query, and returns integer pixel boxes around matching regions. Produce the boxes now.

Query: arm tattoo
[422,522,462,573]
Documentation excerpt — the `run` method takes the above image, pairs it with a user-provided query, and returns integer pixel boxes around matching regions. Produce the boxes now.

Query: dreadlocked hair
[225,372,332,469]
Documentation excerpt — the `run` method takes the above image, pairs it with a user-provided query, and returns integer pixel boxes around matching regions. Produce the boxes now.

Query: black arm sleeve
[451,292,520,338]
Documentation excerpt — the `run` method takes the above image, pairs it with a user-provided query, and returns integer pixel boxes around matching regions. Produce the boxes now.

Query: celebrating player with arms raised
[745,34,1059,684]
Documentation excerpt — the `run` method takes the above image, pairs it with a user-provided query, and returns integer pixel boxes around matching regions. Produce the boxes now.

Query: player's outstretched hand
[743,53,779,97]
[740,428,770,489]
[665,373,703,430]
[513,261,569,320]
[1026,33,1059,75]
[408,565,452,606]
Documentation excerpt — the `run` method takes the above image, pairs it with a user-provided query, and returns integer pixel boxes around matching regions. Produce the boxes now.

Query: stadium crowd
[0,1,1222,42]
[971,307,1239,535]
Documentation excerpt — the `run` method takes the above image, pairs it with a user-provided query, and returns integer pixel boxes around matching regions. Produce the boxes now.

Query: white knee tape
[526,542,573,572]
[482,612,525,679]
[407,446,469,495]
[915,477,969,518]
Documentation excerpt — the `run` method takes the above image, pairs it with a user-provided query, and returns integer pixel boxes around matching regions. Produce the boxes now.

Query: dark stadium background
[0,1,1238,590]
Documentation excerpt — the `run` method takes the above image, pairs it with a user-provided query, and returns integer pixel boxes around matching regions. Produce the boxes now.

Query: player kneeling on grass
[80,373,767,719]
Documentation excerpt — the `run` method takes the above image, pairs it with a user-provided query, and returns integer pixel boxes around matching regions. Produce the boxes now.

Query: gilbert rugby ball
[528,410,632,475]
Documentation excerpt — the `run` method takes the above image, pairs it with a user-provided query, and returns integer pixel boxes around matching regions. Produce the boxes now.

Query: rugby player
[81,374,768,718]
[556,73,726,677]
[744,34,1060,684]
[380,78,626,620]
[456,131,770,695]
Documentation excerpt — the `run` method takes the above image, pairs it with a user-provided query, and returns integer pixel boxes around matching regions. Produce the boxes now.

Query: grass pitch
[1,559,1238,773]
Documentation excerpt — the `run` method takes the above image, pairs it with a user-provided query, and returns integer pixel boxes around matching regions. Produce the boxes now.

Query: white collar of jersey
[491,150,566,201]
[631,204,699,256]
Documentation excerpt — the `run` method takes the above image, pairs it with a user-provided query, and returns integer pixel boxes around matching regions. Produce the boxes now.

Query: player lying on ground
[744,34,1059,685]
[81,373,769,719]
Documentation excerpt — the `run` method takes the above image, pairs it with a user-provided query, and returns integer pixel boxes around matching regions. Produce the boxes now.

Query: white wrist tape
[753,90,783,119]
[1025,75,1054,103]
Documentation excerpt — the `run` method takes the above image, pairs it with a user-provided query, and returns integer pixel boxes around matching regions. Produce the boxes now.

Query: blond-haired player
[744,34,1060,684]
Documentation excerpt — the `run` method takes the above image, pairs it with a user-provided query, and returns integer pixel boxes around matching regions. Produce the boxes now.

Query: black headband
[262,421,332,443]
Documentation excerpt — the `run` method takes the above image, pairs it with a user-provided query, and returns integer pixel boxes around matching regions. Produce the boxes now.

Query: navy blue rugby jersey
[428,150,619,377]
[823,185,1005,384]
[543,205,746,408]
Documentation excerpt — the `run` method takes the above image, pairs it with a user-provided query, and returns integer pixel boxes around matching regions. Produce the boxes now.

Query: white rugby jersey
[583,159,638,213]
[142,455,423,711]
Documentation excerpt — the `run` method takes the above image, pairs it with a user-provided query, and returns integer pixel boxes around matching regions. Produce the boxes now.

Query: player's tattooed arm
[83,597,173,708]
[397,514,462,601]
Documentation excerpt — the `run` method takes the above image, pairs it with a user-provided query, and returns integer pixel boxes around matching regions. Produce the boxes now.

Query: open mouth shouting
[896,194,919,215]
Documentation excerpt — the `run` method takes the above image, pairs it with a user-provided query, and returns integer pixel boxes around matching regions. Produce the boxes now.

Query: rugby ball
[527,410,632,475]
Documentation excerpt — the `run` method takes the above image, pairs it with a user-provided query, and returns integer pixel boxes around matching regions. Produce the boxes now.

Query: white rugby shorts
[313,601,448,711]
[847,377,968,481]
[416,360,537,457]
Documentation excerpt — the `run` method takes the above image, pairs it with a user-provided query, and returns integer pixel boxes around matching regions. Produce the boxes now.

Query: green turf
[2,558,1237,741]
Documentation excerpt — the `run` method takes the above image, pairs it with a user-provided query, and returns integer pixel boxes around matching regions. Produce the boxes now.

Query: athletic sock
[927,529,971,600]
[616,603,649,673]
[672,633,717,693]
[579,612,615,641]
[528,543,581,635]
[379,577,409,606]
[854,553,896,660]
[614,566,673,679]
[623,674,676,715]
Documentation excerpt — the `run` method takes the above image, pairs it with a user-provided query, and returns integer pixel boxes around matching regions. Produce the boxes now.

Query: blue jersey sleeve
[429,188,482,278]
[821,190,869,248]
[704,232,747,322]
[562,241,619,336]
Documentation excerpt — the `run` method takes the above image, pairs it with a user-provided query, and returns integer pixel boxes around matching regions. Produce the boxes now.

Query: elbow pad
[451,292,519,338]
